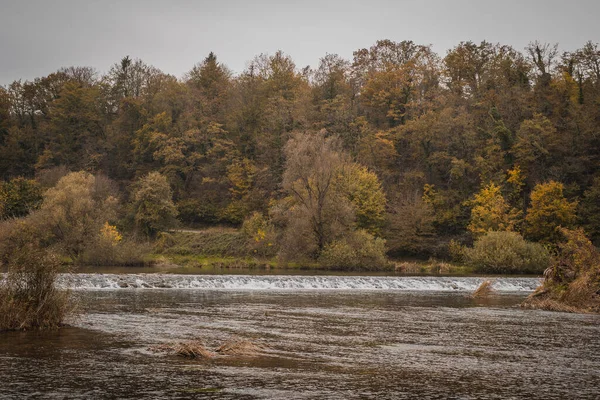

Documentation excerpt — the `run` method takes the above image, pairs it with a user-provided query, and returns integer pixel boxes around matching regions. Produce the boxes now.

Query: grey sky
[1,0,598,85]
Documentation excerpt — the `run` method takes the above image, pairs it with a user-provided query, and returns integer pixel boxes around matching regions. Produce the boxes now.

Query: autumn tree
[525,181,578,244]
[277,131,386,260]
[385,191,436,256]
[353,40,439,128]
[337,163,386,235]
[468,182,521,236]
[35,172,119,260]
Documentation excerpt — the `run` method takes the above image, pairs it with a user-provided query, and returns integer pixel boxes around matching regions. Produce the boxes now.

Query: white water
[58,274,542,292]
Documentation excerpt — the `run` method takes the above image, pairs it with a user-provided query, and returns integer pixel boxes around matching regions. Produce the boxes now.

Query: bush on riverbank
[462,231,550,274]
[0,241,71,331]
[78,237,151,266]
[319,230,390,271]
[522,228,600,313]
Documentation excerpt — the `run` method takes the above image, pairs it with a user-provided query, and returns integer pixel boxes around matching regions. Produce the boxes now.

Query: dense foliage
[1,39,600,267]
[463,231,550,274]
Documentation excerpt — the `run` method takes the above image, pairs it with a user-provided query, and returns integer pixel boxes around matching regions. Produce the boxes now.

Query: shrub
[0,242,71,331]
[463,231,550,274]
[79,237,150,266]
[242,212,277,257]
[319,230,389,270]
[448,239,466,263]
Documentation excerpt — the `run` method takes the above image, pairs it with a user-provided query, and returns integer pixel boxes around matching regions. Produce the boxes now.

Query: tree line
[1,39,600,266]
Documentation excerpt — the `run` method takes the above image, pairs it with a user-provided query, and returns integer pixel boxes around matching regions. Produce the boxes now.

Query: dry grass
[216,339,264,356]
[174,341,215,359]
[394,262,425,274]
[521,229,600,314]
[472,280,494,298]
[149,338,265,359]
[149,341,214,359]
[521,297,582,313]
[394,261,453,275]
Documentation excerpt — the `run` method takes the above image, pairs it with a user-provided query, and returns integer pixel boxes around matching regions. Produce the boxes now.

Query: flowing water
[1,274,599,399]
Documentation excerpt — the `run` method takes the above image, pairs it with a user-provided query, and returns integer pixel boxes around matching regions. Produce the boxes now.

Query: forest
[1,39,599,271]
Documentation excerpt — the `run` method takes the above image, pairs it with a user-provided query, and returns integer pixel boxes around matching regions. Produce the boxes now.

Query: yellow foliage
[337,164,387,235]
[100,222,122,246]
[468,182,521,235]
[524,181,578,244]
[255,228,266,243]
[506,165,525,190]
[227,158,256,198]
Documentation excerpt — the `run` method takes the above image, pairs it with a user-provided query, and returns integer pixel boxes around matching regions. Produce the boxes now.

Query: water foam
[58,274,541,292]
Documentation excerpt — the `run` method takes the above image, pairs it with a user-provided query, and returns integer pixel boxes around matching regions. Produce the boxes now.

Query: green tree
[512,114,562,186]
[36,82,106,171]
[131,172,178,237]
[0,177,43,219]
[337,163,386,235]
[579,177,600,244]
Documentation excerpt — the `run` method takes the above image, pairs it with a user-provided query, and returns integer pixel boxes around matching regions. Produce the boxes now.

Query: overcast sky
[1,0,598,85]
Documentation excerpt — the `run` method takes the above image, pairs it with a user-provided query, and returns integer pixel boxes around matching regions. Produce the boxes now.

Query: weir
[58,274,542,291]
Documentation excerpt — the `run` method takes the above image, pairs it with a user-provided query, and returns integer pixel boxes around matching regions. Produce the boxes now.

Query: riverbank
[143,252,477,275]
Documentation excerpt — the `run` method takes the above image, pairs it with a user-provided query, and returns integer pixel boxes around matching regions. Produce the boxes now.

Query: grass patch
[150,227,479,273]
[158,229,248,257]
[393,260,475,275]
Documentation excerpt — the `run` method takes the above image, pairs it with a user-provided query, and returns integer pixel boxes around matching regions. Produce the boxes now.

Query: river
[1,274,599,399]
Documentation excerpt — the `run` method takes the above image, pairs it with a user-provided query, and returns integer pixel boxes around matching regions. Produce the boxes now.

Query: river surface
[1,274,599,399]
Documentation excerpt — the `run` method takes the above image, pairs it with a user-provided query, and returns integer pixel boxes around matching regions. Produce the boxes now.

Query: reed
[216,339,264,356]
[472,280,494,298]
[149,341,214,359]
[0,243,72,331]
